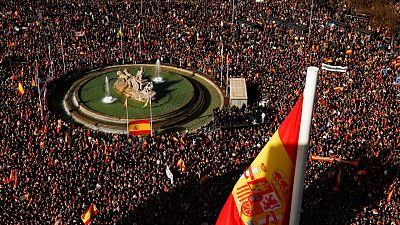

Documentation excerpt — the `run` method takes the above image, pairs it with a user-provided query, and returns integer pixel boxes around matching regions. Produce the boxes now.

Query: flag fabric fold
[216,95,304,225]
[81,203,98,225]
[128,120,151,135]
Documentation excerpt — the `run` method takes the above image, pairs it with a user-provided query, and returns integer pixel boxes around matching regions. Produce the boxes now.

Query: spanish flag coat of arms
[216,95,303,225]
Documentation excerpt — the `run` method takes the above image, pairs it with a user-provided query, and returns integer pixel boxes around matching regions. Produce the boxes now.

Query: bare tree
[348,0,400,49]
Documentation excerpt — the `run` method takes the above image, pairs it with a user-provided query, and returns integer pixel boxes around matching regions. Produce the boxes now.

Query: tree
[349,0,400,49]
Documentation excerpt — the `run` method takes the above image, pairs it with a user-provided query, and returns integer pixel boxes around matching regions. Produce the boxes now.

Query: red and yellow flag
[128,120,151,135]
[387,189,394,203]
[81,203,98,225]
[18,82,25,95]
[3,170,15,184]
[31,77,36,87]
[216,95,303,225]
[177,158,187,172]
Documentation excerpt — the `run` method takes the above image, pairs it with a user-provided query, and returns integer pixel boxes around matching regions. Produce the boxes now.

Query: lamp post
[308,0,314,37]
[232,0,235,24]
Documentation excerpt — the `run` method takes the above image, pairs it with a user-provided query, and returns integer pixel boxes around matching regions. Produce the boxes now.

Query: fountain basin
[62,64,224,133]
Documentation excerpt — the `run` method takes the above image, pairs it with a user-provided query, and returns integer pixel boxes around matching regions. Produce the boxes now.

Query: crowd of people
[1,0,399,224]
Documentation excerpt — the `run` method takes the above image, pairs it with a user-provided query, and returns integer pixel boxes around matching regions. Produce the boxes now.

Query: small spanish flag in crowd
[128,120,151,135]
[387,188,394,203]
[18,82,25,95]
[31,77,36,87]
[81,203,98,225]
[177,158,187,172]
[2,170,15,184]
[216,95,304,225]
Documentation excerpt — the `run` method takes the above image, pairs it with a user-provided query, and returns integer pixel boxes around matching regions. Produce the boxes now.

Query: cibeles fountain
[101,76,117,103]
[62,60,225,134]
[114,67,156,102]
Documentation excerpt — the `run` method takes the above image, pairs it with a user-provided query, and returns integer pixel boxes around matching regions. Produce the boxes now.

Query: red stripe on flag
[236,189,251,196]
[129,119,150,125]
[237,192,252,201]
[216,194,245,225]
[277,95,303,165]
[236,184,249,191]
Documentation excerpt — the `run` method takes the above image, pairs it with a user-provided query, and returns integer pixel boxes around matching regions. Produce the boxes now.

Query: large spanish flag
[216,95,303,225]
[81,203,98,225]
[128,119,151,135]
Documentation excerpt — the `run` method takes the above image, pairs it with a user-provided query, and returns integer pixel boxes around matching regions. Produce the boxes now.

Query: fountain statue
[102,76,117,103]
[114,67,156,102]
[151,59,165,83]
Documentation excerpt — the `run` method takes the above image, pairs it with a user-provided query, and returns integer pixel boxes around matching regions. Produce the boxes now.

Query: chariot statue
[114,67,156,102]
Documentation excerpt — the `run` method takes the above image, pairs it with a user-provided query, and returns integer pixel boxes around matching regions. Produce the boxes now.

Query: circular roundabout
[63,64,224,133]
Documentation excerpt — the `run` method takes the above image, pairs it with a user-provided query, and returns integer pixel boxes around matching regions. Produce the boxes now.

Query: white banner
[75,31,85,37]
[166,165,174,184]
[321,63,348,73]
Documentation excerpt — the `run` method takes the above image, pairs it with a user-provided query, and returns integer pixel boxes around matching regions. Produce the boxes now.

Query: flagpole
[308,0,314,38]
[60,38,66,73]
[220,44,223,85]
[226,53,229,97]
[289,66,319,225]
[125,97,129,138]
[120,24,124,64]
[35,60,43,118]
[149,95,153,136]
